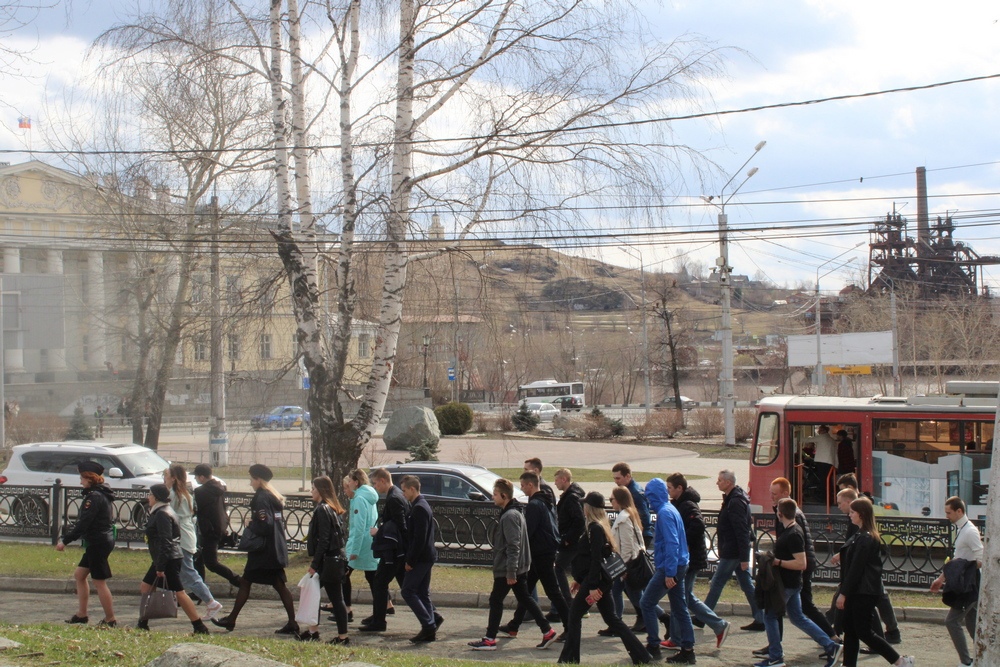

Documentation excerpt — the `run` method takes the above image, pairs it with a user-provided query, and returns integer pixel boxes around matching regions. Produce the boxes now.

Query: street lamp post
[421,334,431,397]
[814,242,865,393]
[703,140,766,447]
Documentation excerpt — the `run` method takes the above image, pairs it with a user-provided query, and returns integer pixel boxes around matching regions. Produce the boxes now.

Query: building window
[228,334,240,361]
[191,273,207,304]
[82,334,89,361]
[358,333,371,358]
[259,333,272,360]
[226,276,240,307]
[194,337,209,362]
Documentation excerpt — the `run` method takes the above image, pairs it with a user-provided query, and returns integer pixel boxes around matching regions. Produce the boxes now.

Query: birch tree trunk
[975,396,1000,663]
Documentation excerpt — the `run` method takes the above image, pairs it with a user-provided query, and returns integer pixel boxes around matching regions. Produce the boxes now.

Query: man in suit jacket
[360,468,410,633]
[399,475,443,643]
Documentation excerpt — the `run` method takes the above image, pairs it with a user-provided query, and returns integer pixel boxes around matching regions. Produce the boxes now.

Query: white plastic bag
[295,572,321,627]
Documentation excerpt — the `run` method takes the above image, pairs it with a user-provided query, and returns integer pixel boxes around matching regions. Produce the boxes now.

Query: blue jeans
[671,568,726,640]
[180,550,214,604]
[612,576,662,621]
[640,564,694,650]
[764,586,837,662]
[703,558,763,623]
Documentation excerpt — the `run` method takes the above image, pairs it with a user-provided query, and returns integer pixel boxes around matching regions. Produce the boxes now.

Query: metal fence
[0,483,969,590]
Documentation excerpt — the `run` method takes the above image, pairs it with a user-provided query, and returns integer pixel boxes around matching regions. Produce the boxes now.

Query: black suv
[381,462,527,503]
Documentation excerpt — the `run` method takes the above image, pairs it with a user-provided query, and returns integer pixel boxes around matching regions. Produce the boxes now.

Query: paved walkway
[0,583,945,666]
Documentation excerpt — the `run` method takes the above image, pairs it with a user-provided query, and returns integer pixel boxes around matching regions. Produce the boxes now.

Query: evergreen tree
[65,405,94,441]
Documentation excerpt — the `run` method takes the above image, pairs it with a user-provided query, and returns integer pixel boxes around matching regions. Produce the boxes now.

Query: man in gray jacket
[468,478,558,651]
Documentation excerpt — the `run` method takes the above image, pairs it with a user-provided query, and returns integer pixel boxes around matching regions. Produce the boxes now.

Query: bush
[632,410,685,440]
[7,412,68,445]
[64,405,94,441]
[512,402,540,431]
[734,408,757,443]
[473,411,491,433]
[688,408,724,437]
[407,439,440,462]
[496,409,514,432]
[434,402,474,435]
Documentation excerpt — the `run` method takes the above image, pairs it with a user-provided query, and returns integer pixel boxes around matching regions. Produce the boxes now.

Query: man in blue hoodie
[639,478,695,664]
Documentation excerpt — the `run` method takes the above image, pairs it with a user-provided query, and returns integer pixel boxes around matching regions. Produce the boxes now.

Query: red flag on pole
[18,117,31,129]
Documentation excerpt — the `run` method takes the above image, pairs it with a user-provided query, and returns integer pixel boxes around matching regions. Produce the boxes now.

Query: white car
[0,441,172,491]
[527,402,561,422]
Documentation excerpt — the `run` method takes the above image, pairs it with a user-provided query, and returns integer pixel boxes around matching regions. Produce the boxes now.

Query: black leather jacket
[673,487,708,571]
[145,504,183,572]
[373,485,410,560]
[62,484,115,547]
[557,482,586,551]
[839,530,884,597]
[307,503,346,573]
[193,478,229,541]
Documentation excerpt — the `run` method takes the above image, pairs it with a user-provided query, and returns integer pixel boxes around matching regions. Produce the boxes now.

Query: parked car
[552,396,584,411]
[0,441,172,490]
[380,462,528,503]
[526,402,561,422]
[250,405,310,430]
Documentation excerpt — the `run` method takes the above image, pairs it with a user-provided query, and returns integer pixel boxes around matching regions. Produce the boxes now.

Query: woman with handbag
[55,460,118,628]
[211,464,297,634]
[298,476,350,644]
[605,487,663,637]
[137,484,209,634]
[558,492,652,665]
[339,469,381,624]
[835,497,915,667]
[163,465,223,620]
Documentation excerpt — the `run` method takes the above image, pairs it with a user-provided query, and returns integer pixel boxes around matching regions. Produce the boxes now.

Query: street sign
[824,365,872,376]
[301,375,310,389]
[447,367,455,381]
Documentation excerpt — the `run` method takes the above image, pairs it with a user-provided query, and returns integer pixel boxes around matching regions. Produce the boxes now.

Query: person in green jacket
[341,469,381,622]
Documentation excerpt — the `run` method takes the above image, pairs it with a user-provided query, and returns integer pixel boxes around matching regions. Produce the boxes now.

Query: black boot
[135,618,149,631]
[192,620,210,635]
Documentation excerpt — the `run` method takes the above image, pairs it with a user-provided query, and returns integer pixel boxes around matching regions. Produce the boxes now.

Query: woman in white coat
[164,464,223,620]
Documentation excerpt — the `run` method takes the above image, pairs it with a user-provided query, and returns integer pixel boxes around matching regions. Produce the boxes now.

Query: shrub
[407,438,440,462]
[496,409,514,432]
[473,411,492,433]
[734,408,757,443]
[633,410,685,440]
[64,405,94,441]
[7,412,68,445]
[688,408,724,437]
[434,402,474,435]
[512,402,540,431]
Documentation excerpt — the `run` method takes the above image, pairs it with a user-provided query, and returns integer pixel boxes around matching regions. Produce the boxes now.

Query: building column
[87,251,107,369]
[45,249,68,371]
[3,247,25,373]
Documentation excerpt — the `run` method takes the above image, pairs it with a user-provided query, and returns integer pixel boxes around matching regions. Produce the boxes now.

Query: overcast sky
[4,1,1000,294]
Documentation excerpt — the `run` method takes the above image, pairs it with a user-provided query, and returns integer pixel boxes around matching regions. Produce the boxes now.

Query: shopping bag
[140,576,178,620]
[294,572,321,627]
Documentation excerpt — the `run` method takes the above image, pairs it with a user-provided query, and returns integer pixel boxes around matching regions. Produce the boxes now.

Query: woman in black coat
[835,497,914,667]
[137,484,209,634]
[212,464,297,634]
[298,476,349,644]
[558,492,652,665]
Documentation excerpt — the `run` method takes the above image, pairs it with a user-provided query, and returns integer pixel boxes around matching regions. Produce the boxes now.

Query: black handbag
[625,523,654,589]
[238,528,266,553]
[601,550,627,581]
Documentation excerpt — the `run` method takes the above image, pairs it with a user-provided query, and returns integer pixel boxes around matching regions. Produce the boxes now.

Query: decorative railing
[0,483,973,590]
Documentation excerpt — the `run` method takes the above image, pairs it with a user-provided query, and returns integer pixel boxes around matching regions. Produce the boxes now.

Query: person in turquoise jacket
[341,469,381,622]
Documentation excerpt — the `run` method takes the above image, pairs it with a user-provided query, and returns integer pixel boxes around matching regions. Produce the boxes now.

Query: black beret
[78,460,104,475]
[583,491,605,508]
[150,483,171,503]
[248,464,273,482]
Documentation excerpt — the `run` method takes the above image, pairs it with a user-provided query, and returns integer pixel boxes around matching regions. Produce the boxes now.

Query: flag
[18,117,31,129]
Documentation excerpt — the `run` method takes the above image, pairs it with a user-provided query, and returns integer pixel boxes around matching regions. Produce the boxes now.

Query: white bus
[517,380,586,411]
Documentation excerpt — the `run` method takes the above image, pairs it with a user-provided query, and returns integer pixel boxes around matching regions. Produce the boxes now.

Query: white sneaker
[202,600,224,621]
[897,657,915,667]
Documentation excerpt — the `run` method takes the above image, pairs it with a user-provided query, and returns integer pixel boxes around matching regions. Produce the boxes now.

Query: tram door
[789,422,859,513]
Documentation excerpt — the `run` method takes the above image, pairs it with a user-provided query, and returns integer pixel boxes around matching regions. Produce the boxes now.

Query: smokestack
[916,166,929,254]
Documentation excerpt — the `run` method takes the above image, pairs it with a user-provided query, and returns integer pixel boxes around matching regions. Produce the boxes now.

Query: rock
[145,643,290,667]
[382,406,440,451]
[334,663,383,667]
[0,637,21,650]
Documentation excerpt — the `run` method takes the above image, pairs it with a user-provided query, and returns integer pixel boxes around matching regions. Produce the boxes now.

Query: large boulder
[383,406,440,451]
[145,644,289,667]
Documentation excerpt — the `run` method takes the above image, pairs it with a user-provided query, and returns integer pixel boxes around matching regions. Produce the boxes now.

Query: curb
[0,577,951,622]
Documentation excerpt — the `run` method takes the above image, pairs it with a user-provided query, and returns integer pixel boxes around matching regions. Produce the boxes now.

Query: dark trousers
[843,594,899,667]
[487,574,551,638]
[322,565,348,635]
[194,538,239,587]
[370,559,406,625]
[509,553,570,631]
[558,582,652,665]
[400,561,436,629]
[342,567,376,607]
[550,548,574,619]
[877,591,898,633]
[802,570,835,637]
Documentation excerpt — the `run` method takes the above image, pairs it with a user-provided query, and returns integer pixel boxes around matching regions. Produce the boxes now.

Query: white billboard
[787,331,893,367]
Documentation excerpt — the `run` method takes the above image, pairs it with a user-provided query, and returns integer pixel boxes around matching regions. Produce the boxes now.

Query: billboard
[786,331,893,367]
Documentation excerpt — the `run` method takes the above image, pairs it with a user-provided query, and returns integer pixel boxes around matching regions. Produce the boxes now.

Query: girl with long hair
[212,464,296,634]
[607,487,663,636]
[835,497,914,667]
[558,492,652,665]
[299,476,350,643]
[163,465,222,620]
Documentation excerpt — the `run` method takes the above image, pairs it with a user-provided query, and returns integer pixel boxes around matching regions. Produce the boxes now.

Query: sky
[3,1,1000,295]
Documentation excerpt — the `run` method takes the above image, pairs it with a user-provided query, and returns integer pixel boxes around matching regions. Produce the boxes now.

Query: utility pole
[890,289,901,396]
[208,196,228,467]
[623,247,651,418]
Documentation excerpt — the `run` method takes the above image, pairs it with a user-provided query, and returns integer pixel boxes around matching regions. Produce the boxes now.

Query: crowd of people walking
[53,457,960,666]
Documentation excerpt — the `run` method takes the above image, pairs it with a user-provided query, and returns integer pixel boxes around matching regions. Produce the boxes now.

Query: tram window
[754,413,779,466]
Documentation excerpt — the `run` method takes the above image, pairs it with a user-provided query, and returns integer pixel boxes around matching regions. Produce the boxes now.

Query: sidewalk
[0,578,946,666]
